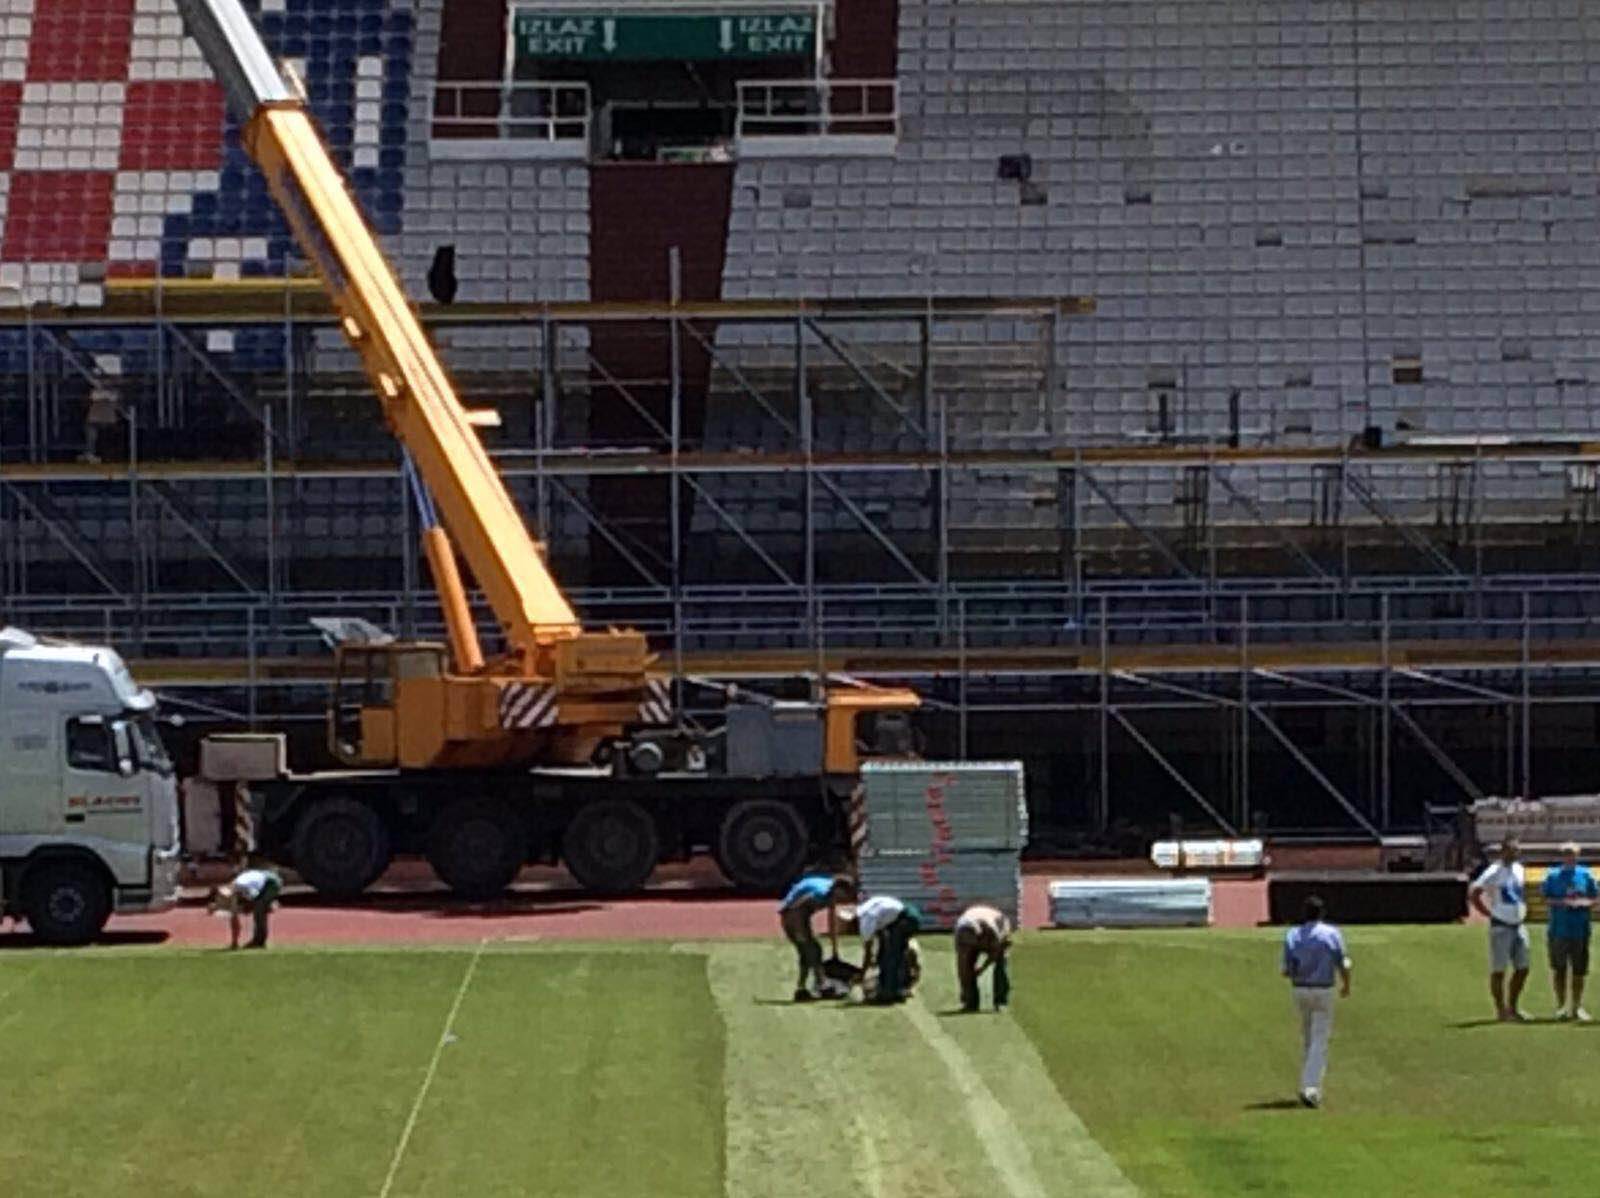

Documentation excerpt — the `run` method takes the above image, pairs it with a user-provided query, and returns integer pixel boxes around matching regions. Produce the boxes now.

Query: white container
[1150,838,1266,871]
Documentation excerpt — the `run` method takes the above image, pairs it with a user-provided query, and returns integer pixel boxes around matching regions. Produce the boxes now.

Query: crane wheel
[562,800,659,893]
[714,800,810,892]
[23,860,111,946]
[291,797,392,899]
[426,798,525,900]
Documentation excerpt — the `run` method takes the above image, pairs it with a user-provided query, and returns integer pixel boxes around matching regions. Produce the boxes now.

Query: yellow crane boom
[178,0,652,768]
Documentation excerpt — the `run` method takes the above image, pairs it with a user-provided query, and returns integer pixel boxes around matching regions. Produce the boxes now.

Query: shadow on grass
[1446,1017,1556,1028]
[266,886,759,916]
[1244,1099,1306,1112]
[0,929,170,950]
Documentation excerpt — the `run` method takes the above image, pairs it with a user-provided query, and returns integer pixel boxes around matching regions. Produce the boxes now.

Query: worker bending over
[856,894,924,1004]
[779,873,855,1001]
[955,904,1013,1012]
[207,863,284,950]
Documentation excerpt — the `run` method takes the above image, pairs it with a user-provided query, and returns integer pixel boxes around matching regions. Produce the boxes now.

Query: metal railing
[735,78,898,140]
[430,80,591,145]
[12,577,1600,663]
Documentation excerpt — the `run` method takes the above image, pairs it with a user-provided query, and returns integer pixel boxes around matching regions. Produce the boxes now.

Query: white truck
[0,628,182,943]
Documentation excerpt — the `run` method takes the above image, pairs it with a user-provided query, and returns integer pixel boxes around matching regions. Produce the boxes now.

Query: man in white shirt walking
[1281,895,1352,1109]
[1468,837,1530,1022]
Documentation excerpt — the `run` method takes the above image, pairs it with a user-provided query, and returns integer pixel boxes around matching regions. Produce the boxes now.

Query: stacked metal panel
[1471,796,1600,850]
[1048,878,1213,929]
[857,761,1026,931]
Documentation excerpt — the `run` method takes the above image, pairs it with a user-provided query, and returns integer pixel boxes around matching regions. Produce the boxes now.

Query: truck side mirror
[112,721,135,776]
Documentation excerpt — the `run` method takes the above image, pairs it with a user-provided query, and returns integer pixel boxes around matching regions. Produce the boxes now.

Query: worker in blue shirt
[1542,842,1598,1022]
[1281,895,1351,1109]
[778,873,855,1001]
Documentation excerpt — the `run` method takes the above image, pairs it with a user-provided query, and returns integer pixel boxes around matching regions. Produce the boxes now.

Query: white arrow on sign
[719,17,732,50]
[602,17,616,50]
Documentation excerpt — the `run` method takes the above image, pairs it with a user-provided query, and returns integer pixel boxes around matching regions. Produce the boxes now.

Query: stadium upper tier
[0,0,1590,435]
[2,0,1599,594]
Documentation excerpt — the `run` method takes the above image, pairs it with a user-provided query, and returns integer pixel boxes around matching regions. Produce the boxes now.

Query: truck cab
[0,628,182,943]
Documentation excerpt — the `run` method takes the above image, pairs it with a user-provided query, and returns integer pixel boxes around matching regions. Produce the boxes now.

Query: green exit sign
[513,9,818,62]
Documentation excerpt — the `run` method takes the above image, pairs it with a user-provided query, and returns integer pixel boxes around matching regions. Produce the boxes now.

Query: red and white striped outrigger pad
[498,681,558,730]
[234,781,256,854]
[847,782,868,867]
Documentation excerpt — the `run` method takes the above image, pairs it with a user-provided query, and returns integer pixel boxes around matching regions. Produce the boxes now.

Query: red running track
[0,864,1275,950]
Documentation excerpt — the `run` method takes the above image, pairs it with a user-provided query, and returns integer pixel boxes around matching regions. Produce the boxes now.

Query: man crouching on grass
[778,872,855,1001]
[207,862,284,950]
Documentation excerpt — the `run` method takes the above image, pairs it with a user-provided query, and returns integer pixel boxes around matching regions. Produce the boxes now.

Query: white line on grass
[902,1001,1060,1198]
[848,1109,886,1198]
[376,936,487,1198]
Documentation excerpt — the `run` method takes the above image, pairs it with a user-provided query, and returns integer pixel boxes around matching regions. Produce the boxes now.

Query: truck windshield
[131,714,174,775]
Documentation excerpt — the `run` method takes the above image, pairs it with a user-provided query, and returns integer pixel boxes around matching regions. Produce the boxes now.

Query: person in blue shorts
[1542,842,1598,1022]
[779,873,854,1001]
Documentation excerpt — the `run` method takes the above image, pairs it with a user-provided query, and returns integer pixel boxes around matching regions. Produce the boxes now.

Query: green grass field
[0,926,1591,1197]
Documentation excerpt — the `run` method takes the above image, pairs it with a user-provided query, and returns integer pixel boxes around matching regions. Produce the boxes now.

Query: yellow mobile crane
[178,0,921,898]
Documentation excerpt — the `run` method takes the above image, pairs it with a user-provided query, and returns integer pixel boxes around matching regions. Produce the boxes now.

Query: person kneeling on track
[856,894,924,1004]
[955,904,1013,1013]
[779,873,855,1001]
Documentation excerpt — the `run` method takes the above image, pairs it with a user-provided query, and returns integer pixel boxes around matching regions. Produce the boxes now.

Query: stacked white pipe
[1047,878,1213,929]
[856,760,1026,931]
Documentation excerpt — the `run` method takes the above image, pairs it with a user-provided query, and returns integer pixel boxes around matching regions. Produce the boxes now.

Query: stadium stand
[3,0,1600,623]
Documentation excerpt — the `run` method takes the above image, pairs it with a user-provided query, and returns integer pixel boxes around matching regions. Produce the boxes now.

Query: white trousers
[1292,987,1335,1093]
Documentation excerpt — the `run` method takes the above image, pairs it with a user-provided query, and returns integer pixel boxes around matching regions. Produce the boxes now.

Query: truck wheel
[562,800,658,892]
[292,797,391,898]
[426,799,525,900]
[24,861,111,946]
[715,800,809,892]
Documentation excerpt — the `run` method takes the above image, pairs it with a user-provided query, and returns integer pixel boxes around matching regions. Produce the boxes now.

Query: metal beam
[1251,668,1376,706]
[1112,669,1239,708]
[1,481,124,595]
[1394,667,1513,702]
[546,477,667,590]
[813,471,929,585]
[163,324,288,448]
[144,480,261,594]
[679,319,796,439]
[803,318,925,438]
[21,440,1600,482]
[1079,467,1195,578]
[583,348,671,444]
[1213,467,1330,578]
[1110,707,1240,835]
[1342,466,1463,577]
[1390,706,1487,804]
[679,473,795,586]
[1249,703,1383,840]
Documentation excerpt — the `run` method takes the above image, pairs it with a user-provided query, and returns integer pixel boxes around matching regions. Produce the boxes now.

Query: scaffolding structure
[4,288,1600,840]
